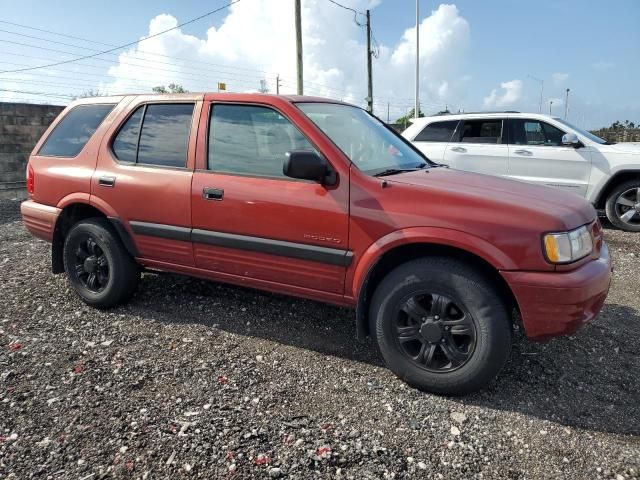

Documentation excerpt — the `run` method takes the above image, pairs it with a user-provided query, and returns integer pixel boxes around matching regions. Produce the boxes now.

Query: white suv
[403,112,640,231]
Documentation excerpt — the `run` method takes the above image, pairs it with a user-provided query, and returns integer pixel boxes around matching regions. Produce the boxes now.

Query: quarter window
[112,108,143,162]
[208,104,317,178]
[509,119,565,146]
[112,103,194,167]
[39,104,115,157]
[414,120,459,142]
[459,119,503,144]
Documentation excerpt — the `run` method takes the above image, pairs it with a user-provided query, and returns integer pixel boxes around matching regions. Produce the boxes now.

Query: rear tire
[63,218,139,308]
[370,257,512,395]
[605,179,640,232]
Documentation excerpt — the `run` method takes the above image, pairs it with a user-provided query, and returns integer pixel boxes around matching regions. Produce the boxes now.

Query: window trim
[507,118,569,147]
[203,101,328,182]
[37,103,116,159]
[454,118,505,145]
[109,101,195,169]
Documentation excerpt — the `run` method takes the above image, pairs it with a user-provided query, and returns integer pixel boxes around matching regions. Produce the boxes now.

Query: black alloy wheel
[63,218,140,308]
[395,292,476,372]
[370,257,512,395]
[72,235,110,293]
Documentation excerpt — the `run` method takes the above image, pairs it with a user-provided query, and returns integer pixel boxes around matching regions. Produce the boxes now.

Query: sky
[0,0,638,128]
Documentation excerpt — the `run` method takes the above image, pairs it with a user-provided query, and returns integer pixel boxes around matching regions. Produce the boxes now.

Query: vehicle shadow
[127,273,639,436]
[460,303,640,436]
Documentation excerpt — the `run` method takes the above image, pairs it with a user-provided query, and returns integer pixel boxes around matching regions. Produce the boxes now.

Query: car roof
[69,93,352,108]
[410,111,560,126]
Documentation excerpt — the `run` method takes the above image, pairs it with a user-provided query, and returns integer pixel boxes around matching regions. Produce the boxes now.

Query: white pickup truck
[403,112,640,231]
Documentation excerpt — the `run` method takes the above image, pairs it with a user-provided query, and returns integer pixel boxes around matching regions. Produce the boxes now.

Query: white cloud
[101,1,470,118]
[482,79,522,108]
[552,72,569,83]
[591,61,614,70]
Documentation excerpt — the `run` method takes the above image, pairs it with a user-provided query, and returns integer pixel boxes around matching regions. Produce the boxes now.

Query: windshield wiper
[373,167,421,177]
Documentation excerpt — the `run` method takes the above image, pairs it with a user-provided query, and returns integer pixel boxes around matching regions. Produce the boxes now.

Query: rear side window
[414,120,458,142]
[459,119,503,144]
[208,104,317,178]
[112,103,194,167]
[38,104,115,157]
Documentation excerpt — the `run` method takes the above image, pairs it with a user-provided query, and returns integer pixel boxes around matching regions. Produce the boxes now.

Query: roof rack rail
[430,110,520,116]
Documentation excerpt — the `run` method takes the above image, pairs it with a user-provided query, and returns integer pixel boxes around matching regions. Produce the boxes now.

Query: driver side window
[509,119,566,146]
[208,104,318,178]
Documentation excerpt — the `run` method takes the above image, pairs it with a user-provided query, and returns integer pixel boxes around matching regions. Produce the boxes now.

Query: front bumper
[20,200,61,242]
[501,242,612,341]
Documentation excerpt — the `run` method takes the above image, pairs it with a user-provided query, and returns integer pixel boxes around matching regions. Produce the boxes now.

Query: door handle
[450,146,467,153]
[203,187,224,201]
[98,176,116,187]
[513,149,532,155]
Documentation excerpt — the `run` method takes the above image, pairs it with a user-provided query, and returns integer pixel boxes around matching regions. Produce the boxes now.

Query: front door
[443,118,509,177]
[191,102,350,294]
[506,118,592,197]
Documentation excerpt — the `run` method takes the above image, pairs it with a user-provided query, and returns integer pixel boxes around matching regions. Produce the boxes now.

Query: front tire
[370,257,512,395]
[63,218,140,308]
[605,179,640,232]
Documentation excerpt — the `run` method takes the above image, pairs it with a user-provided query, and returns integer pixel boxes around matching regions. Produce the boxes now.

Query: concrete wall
[0,102,65,199]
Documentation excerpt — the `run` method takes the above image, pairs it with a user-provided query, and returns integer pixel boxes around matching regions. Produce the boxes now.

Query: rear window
[38,104,115,157]
[414,120,459,142]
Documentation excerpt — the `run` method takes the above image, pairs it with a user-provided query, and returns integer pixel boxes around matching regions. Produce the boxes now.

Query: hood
[604,142,640,155]
[388,167,595,231]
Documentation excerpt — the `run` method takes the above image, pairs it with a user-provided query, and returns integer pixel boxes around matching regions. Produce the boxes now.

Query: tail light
[26,163,35,194]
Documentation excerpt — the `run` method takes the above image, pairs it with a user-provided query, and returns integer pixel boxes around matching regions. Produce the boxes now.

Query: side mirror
[562,133,581,148]
[283,151,336,185]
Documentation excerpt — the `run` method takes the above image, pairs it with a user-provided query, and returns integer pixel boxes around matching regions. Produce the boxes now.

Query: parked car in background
[403,112,640,231]
[21,94,611,395]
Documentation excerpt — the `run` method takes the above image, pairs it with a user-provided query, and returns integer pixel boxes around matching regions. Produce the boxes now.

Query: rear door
[443,118,508,176]
[191,101,350,294]
[410,119,459,162]
[93,96,202,265]
[506,118,592,197]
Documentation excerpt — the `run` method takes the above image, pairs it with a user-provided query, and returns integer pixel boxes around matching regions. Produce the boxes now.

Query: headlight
[543,225,593,264]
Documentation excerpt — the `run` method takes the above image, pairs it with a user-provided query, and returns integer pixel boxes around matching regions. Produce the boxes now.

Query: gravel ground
[1,199,638,479]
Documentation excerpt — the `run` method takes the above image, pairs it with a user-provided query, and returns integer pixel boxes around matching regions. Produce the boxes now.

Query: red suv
[21,93,611,394]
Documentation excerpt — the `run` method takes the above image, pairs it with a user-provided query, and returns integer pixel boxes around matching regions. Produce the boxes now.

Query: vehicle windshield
[553,117,608,144]
[297,102,430,175]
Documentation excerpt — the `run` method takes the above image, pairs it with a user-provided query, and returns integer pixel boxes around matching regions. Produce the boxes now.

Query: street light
[549,100,553,115]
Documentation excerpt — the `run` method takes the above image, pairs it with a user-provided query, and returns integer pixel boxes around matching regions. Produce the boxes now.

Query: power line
[0,39,275,85]
[0,0,241,74]
[0,14,367,101]
[0,21,273,76]
[0,88,76,99]
[326,0,366,25]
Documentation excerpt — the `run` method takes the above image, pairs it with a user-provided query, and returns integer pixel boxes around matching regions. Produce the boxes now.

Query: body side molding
[129,220,353,267]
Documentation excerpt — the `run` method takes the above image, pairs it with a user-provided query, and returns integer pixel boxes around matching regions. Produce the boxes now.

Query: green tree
[71,89,104,100]
[152,83,188,94]
[395,107,425,126]
[603,120,638,131]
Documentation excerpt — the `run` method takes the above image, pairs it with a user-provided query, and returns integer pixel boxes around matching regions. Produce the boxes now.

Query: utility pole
[295,0,303,95]
[366,9,373,113]
[414,0,420,119]
[276,74,281,95]
[549,100,553,116]
[528,75,544,113]
[564,88,570,119]
[387,101,390,123]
